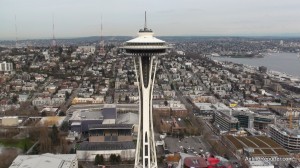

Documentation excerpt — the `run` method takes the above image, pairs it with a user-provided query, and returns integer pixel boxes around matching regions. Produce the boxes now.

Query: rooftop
[69,110,103,121]
[270,124,300,137]
[69,107,117,121]
[224,135,289,157]
[89,124,133,130]
[9,153,77,168]
[248,160,274,167]
[77,141,135,151]
[116,112,139,125]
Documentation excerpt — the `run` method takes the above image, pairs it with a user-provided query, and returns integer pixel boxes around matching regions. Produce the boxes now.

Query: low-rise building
[72,97,104,104]
[69,107,116,133]
[214,111,240,133]
[1,116,19,126]
[9,153,78,168]
[88,124,133,142]
[76,141,135,161]
[0,61,13,72]
[269,124,300,153]
[18,94,29,102]
[222,135,290,161]
[247,161,274,168]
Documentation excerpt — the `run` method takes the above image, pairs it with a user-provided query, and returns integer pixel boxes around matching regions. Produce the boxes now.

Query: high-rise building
[122,12,169,168]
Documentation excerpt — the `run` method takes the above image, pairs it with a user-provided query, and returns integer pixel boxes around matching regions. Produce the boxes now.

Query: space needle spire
[122,12,169,168]
[144,11,147,30]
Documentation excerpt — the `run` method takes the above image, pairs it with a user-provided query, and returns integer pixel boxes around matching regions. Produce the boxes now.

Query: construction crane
[249,104,300,111]
[249,104,300,129]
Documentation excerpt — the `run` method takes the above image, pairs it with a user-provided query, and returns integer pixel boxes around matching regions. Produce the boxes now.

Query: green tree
[125,95,130,103]
[164,100,168,106]
[116,155,121,163]
[23,142,29,153]
[11,95,18,104]
[41,111,46,116]
[60,121,69,132]
[58,111,66,116]
[65,91,70,101]
[69,148,76,154]
[95,154,100,165]
[99,155,104,165]
[50,125,59,145]
[109,154,117,164]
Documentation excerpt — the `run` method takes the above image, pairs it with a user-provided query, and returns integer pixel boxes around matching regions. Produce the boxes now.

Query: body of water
[212,52,300,77]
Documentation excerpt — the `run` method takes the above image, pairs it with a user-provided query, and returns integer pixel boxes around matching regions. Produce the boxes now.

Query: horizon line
[2,34,300,41]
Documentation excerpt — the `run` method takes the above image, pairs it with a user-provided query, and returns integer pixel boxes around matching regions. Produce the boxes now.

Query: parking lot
[164,136,209,155]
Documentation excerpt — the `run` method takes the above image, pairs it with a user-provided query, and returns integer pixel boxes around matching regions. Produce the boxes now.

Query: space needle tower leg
[134,56,158,168]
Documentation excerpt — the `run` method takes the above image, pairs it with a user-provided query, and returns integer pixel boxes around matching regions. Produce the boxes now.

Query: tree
[99,155,104,165]
[60,138,68,154]
[11,95,18,104]
[58,111,65,116]
[125,95,130,103]
[164,100,168,106]
[34,106,38,111]
[60,121,69,132]
[23,142,29,153]
[50,125,59,145]
[0,148,18,168]
[39,126,52,153]
[65,91,70,101]
[109,154,117,164]
[69,148,76,154]
[41,111,46,117]
[95,154,101,165]
[116,155,121,163]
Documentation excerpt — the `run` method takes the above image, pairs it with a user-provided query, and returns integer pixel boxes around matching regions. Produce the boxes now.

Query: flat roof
[77,141,135,151]
[116,112,139,125]
[248,160,273,166]
[224,135,289,157]
[9,153,77,168]
[270,124,300,137]
[69,110,103,121]
[89,124,133,130]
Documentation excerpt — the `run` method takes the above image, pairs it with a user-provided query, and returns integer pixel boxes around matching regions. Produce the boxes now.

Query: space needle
[122,12,169,168]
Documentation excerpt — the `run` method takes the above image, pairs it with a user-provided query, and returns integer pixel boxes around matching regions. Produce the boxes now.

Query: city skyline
[1,0,300,40]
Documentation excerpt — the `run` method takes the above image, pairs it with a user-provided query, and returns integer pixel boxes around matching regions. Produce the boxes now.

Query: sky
[1,0,300,40]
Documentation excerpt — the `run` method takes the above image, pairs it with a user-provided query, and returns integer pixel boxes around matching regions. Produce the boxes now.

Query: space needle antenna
[144,11,147,30]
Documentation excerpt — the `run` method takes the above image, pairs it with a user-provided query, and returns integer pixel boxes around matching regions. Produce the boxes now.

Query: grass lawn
[0,138,34,151]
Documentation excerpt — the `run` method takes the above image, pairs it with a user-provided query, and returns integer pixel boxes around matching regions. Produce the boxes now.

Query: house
[18,94,29,102]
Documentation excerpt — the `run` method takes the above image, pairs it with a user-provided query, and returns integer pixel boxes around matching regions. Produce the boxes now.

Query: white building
[78,46,96,54]
[18,94,29,102]
[248,160,274,168]
[0,61,13,72]
[9,153,78,168]
[32,97,52,107]
[1,116,19,126]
